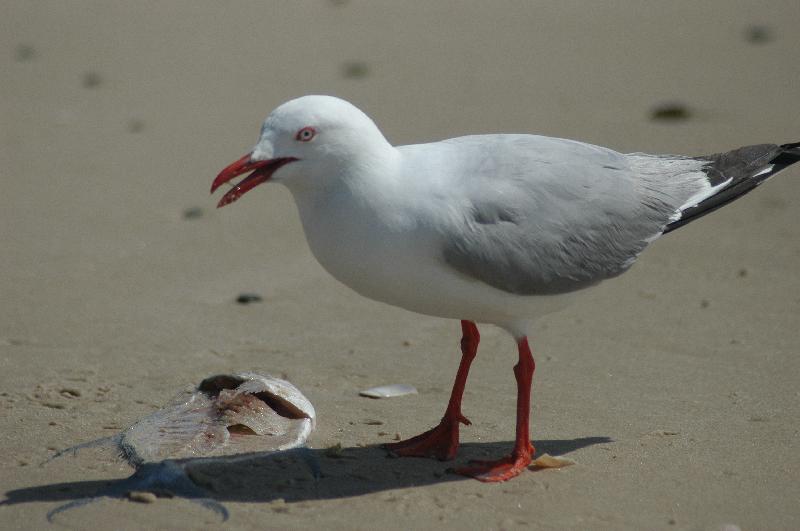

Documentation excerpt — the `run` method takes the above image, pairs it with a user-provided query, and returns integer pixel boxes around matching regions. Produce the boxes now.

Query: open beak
[211,153,297,208]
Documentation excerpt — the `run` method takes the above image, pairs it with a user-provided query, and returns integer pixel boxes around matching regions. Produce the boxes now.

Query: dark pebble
[341,61,370,80]
[650,103,692,122]
[182,206,204,219]
[737,268,748,278]
[15,44,36,62]
[236,293,263,305]
[127,119,145,133]
[744,25,773,44]
[700,299,710,309]
[82,71,103,89]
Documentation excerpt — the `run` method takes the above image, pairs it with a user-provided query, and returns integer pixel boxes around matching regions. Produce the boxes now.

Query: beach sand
[1,2,799,529]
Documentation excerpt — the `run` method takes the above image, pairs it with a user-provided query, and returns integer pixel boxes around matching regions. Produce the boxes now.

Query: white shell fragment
[530,454,576,469]
[359,384,418,399]
[121,372,316,464]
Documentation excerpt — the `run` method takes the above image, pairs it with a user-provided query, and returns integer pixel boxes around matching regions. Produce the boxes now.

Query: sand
[1,1,799,530]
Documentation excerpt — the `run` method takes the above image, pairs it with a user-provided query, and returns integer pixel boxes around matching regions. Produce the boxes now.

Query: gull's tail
[664,142,800,233]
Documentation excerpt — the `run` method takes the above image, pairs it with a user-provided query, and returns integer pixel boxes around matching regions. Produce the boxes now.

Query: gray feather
[438,136,702,295]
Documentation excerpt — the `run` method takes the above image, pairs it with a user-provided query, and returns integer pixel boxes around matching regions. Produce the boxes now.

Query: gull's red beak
[211,153,297,208]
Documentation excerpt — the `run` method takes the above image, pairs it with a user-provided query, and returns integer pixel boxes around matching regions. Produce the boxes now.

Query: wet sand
[1,2,799,529]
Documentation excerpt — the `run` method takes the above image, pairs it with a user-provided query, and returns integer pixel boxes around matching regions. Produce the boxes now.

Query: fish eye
[296,126,316,142]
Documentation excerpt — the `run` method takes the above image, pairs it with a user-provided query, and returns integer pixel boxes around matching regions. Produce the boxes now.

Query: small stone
[650,103,692,122]
[737,268,748,278]
[700,299,710,309]
[15,44,36,62]
[324,443,344,458]
[127,119,145,133]
[128,491,157,503]
[82,71,103,89]
[236,293,263,305]
[60,388,81,398]
[182,206,204,219]
[402,340,411,347]
[341,61,370,79]
[744,25,772,44]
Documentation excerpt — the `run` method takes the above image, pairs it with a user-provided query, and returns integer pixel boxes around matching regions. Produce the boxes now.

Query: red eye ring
[296,126,316,142]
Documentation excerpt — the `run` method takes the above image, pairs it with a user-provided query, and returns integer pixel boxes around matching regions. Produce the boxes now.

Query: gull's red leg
[384,320,479,460]
[456,336,536,482]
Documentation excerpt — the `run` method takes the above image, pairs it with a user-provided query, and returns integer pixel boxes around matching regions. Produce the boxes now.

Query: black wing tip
[779,141,800,150]
[663,141,798,234]
[773,142,800,169]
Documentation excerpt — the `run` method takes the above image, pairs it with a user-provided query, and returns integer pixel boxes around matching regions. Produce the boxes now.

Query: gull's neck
[283,138,403,211]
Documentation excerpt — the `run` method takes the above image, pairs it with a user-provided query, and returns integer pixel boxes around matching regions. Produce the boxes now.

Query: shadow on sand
[2,437,611,521]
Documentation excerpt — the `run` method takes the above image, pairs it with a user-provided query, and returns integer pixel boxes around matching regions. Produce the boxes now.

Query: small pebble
[60,388,81,398]
[324,443,344,458]
[744,25,772,44]
[341,61,370,80]
[362,419,384,425]
[182,206,204,220]
[128,491,157,503]
[700,299,710,308]
[15,44,36,62]
[127,119,145,133]
[737,268,748,278]
[236,293,263,305]
[650,103,692,122]
[82,71,103,89]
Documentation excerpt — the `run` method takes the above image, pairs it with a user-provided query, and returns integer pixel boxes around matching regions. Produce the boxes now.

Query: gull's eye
[295,126,316,142]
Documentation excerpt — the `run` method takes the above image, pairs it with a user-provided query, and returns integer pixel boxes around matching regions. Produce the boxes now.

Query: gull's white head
[211,95,392,207]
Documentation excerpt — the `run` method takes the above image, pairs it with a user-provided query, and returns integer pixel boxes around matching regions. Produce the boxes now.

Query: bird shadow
[2,437,611,521]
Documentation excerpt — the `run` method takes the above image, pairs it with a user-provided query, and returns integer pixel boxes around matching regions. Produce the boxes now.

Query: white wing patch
[672,175,732,221]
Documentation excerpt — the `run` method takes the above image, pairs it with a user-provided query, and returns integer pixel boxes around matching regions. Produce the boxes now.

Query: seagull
[211,95,798,482]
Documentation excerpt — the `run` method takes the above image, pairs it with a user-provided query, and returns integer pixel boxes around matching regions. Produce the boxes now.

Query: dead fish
[121,372,315,464]
[45,372,318,521]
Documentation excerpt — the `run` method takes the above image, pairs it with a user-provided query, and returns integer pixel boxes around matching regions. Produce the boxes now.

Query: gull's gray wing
[433,135,704,295]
